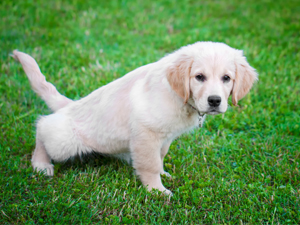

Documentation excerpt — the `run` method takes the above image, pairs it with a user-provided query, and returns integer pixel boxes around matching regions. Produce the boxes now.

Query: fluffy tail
[12,50,73,112]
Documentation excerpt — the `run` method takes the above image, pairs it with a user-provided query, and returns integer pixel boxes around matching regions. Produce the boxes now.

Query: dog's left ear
[232,50,258,106]
[166,54,194,103]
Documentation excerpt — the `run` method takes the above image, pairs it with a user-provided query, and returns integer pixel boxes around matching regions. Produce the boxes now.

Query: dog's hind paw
[32,161,54,176]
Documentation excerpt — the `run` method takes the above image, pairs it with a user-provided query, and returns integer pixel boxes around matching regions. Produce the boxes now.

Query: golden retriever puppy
[13,42,257,195]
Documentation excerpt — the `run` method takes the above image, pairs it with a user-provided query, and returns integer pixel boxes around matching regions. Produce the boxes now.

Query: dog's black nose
[208,95,221,107]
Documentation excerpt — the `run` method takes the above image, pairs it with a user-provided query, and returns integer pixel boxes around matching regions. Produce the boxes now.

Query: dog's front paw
[147,186,173,196]
[161,171,172,178]
[163,189,173,196]
[32,161,54,176]
[146,184,173,196]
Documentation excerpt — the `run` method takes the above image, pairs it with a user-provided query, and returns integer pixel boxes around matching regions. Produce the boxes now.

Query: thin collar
[187,102,205,117]
[187,103,206,127]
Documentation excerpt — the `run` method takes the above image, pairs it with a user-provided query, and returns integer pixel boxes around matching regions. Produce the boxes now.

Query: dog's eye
[195,74,206,82]
[222,75,231,83]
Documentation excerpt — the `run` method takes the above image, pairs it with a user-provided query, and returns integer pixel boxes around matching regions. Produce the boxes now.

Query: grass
[0,0,299,224]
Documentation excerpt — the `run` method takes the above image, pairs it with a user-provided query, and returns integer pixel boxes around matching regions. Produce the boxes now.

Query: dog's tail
[12,50,73,112]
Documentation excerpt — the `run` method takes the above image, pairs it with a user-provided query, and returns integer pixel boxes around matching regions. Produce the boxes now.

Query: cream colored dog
[13,42,257,195]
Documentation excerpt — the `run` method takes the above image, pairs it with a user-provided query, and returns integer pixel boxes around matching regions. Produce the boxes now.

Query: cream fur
[13,42,258,195]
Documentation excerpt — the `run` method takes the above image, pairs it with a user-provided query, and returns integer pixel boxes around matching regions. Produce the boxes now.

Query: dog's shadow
[55,152,132,177]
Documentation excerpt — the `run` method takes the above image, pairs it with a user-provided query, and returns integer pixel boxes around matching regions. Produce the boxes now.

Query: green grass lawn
[1,0,299,224]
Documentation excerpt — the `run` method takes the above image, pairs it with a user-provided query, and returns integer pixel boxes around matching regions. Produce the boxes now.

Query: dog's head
[166,42,258,115]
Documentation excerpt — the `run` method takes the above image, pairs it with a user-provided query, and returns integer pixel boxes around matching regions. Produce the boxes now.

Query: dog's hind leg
[31,137,54,176]
[32,114,92,176]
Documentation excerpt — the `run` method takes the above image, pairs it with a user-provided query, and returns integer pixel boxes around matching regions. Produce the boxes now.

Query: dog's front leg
[130,132,172,195]
[160,140,172,177]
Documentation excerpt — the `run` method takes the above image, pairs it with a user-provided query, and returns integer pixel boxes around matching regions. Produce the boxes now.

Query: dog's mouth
[192,103,224,115]
[206,108,222,115]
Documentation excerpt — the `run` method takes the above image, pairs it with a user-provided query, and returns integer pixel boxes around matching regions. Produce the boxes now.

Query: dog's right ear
[166,54,194,103]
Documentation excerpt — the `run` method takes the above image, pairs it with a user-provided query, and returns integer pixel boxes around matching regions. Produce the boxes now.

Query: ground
[0,0,299,223]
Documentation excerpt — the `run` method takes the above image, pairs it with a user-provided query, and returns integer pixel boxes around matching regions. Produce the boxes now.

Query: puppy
[13,42,258,195]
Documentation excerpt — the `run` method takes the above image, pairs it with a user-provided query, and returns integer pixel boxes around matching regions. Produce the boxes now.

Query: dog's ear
[166,54,194,103]
[232,50,258,106]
